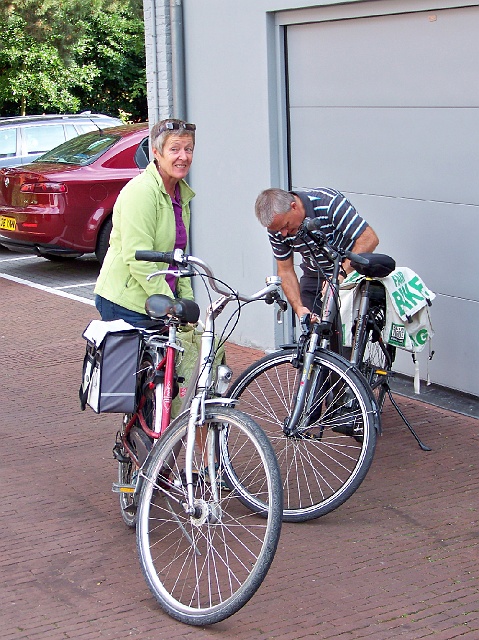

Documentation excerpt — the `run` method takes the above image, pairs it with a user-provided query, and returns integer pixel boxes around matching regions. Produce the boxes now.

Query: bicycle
[229,218,429,523]
[111,248,285,626]
[345,254,432,452]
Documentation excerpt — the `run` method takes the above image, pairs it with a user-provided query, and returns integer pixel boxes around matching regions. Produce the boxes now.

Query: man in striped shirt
[255,187,379,321]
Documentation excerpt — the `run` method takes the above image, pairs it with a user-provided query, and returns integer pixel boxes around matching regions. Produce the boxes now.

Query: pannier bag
[339,267,435,353]
[80,319,141,414]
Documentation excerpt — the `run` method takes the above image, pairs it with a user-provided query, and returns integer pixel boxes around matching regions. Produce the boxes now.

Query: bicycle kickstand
[383,385,432,451]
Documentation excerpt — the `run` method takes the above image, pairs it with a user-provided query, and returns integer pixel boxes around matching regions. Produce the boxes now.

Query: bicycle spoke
[229,349,378,522]
[136,407,282,625]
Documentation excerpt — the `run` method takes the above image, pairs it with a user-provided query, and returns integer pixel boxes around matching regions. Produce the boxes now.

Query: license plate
[0,216,17,231]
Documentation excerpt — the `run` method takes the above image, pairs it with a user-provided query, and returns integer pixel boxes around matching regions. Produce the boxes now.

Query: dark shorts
[299,274,323,315]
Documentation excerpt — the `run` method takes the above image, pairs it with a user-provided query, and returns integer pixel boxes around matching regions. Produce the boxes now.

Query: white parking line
[0,272,95,305]
[55,282,97,290]
[0,255,34,262]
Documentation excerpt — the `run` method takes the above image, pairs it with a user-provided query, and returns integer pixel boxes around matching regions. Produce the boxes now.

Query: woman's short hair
[255,188,294,227]
[150,119,196,154]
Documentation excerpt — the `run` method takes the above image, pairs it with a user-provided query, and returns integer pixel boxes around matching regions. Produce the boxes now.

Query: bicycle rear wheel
[116,354,156,528]
[229,348,379,522]
[354,291,396,411]
[136,406,282,626]
[358,332,395,411]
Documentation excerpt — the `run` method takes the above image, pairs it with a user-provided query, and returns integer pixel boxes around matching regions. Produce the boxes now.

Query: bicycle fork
[283,329,322,436]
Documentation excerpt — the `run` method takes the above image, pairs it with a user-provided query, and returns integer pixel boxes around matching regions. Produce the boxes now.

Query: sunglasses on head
[157,122,196,135]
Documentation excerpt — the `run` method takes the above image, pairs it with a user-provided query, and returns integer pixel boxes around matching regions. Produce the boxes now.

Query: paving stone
[0,279,478,639]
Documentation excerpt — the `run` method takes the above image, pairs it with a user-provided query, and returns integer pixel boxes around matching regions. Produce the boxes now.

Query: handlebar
[135,250,177,264]
[300,218,369,266]
[135,248,285,305]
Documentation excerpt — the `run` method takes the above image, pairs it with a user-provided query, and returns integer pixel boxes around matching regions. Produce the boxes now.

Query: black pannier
[80,321,141,414]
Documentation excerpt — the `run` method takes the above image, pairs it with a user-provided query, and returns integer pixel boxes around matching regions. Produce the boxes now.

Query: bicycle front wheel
[136,406,282,626]
[229,348,379,522]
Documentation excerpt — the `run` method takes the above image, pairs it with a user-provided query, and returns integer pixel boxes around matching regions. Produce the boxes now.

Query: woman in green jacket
[94,118,196,324]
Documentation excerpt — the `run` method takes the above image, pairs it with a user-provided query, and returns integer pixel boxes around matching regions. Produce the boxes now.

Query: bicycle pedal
[112,482,136,494]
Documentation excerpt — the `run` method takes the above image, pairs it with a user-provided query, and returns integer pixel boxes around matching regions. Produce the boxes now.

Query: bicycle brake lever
[146,267,194,281]
[300,313,311,333]
[264,290,287,309]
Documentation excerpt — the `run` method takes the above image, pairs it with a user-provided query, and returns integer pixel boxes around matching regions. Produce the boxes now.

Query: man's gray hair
[150,119,195,155]
[255,188,295,227]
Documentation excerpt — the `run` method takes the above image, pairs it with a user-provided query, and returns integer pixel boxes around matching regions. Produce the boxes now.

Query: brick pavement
[1,278,478,639]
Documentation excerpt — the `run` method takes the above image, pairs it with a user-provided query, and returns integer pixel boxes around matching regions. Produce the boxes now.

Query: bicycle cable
[300,229,343,318]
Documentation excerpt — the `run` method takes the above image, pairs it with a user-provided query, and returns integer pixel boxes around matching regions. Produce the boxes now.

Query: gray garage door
[286,6,479,396]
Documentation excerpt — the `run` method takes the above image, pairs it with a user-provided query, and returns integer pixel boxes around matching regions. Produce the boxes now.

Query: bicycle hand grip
[135,250,176,264]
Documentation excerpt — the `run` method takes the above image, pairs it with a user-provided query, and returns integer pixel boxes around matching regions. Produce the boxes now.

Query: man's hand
[300,311,320,332]
[299,308,319,325]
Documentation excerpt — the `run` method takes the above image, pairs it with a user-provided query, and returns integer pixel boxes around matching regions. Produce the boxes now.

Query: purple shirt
[166,182,187,294]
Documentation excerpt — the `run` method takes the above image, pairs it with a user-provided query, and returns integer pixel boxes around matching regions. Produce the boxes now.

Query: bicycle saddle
[145,294,200,324]
[350,253,396,278]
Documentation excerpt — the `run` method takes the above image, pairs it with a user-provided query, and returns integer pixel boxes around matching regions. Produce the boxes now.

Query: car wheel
[95,217,112,264]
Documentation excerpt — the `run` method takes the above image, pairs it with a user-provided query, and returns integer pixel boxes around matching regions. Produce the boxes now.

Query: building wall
[173,0,478,395]
[143,0,173,126]
[284,4,479,394]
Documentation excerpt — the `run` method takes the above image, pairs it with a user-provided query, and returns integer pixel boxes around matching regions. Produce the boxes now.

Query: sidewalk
[1,278,478,640]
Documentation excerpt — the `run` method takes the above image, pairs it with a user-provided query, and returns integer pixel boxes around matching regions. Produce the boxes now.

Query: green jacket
[94,161,195,314]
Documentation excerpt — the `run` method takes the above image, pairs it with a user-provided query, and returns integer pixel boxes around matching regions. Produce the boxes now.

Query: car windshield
[33,131,120,165]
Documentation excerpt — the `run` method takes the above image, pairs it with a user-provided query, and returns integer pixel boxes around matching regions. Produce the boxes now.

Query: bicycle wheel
[117,355,155,528]
[354,289,396,411]
[136,405,282,626]
[117,415,139,528]
[358,331,395,411]
[228,348,379,522]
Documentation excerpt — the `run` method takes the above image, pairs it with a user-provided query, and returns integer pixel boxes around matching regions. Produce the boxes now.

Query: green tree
[0,0,146,119]
[0,11,98,115]
[74,9,147,122]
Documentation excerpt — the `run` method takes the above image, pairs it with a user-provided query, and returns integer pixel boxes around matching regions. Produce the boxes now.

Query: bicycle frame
[349,277,393,371]
[282,228,355,435]
[120,325,179,464]
[350,277,375,366]
[121,249,285,516]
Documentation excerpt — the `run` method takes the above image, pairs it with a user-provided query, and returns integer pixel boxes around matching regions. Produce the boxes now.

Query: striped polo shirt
[268,187,368,277]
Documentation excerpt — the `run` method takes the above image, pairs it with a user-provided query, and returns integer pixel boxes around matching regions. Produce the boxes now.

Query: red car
[0,122,149,263]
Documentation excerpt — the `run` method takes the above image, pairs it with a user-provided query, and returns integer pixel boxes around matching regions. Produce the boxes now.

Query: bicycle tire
[118,414,139,529]
[117,354,155,528]
[136,405,282,626]
[228,348,379,523]
[358,332,395,411]
[354,293,396,411]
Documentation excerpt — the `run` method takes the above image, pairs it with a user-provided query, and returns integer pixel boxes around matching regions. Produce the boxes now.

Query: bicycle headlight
[215,364,233,396]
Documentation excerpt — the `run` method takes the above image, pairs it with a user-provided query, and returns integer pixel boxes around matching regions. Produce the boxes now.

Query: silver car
[0,112,123,168]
